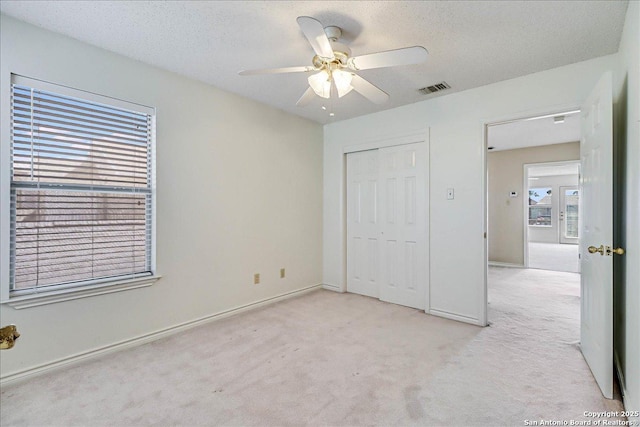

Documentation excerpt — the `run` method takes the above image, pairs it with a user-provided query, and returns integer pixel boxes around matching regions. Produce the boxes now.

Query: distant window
[528,187,552,227]
[8,76,155,296]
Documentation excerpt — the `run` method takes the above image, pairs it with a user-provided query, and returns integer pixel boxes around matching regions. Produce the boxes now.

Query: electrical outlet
[254,273,260,284]
[280,268,285,278]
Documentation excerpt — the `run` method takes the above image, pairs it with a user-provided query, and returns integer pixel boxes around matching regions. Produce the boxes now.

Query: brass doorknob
[588,245,625,256]
[0,325,20,350]
[588,245,604,255]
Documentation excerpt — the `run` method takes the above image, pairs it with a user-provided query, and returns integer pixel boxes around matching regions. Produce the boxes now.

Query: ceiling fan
[239,16,428,107]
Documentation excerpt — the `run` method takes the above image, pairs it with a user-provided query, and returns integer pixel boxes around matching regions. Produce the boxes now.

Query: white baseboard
[429,308,484,326]
[0,284,323,386]
[614,350,628,410]
[322,283,343,292]
[488,261,525,268]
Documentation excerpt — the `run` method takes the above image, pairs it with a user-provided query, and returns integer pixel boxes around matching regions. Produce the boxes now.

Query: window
[564,189,579,238]
[528,187,552,226]
[6,75,156,303]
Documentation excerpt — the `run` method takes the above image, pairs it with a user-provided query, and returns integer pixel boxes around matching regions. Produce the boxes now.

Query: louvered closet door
[346,150,380,298]
[378,142,429,310]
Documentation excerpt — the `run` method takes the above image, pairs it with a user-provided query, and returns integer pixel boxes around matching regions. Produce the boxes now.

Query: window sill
[528,225,553,228]
[2,275,161,309]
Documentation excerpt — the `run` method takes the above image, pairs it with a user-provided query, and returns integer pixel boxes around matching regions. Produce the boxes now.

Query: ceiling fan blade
[296,87,316,107]
[350,74,389,104]
[239,66,317,76]
[297,16,335,60]
[347,46,428,71]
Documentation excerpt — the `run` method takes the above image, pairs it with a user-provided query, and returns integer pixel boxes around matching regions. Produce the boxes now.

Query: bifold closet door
[378,142,429,310]
[346,150,380,298]
[346,142,429,310]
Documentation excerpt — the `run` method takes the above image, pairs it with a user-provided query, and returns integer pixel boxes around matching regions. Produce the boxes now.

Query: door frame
[522,160,581,266]
[482,104,581,321]
[341,129,430,311]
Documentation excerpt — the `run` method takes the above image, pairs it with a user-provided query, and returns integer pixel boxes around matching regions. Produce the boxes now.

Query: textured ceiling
[488,111,581,151]
[0,0,629,124]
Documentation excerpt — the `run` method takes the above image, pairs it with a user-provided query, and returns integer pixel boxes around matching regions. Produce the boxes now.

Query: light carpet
[528,242,580,273]
[0,267,624,426]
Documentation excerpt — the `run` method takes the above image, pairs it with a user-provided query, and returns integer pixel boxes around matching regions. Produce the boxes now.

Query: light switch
[447,188,454,200]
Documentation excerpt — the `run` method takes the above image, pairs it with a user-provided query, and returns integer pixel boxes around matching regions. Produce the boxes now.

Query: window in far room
[528,187,552,227]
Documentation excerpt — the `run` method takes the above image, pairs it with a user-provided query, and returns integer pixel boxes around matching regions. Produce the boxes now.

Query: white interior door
[580,71,614,399]
[378,142,429,310]
[559,186,579,245]
[346,150,380,298]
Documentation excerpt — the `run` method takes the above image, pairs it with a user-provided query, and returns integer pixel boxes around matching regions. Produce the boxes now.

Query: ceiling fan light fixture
[308,70,331,98]
[333,70,354,98]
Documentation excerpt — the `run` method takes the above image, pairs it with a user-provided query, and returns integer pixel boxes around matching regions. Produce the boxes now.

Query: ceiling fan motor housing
[324,26,342,41]
[311,26,351,68]
[313,49,350,68]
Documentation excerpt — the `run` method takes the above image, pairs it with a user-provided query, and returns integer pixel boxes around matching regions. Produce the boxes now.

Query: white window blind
[10,79,154,294]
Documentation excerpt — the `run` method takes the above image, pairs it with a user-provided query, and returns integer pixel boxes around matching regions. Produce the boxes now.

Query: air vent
[419,81,451,95]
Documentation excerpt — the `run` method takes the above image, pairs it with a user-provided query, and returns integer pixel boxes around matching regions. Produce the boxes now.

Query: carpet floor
[528,242,580,273]
[0,267,624,426]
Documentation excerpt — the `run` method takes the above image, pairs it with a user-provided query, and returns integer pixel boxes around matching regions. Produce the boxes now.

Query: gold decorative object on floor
[0,325,20,349]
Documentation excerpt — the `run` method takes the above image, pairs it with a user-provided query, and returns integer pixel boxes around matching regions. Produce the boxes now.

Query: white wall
[488,143,580,265]
[324,52,618,326]
[613,0,640,415]
[0,15,323,379]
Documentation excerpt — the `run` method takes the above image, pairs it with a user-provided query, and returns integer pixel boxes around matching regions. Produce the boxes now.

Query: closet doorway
[346,142,429,310]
